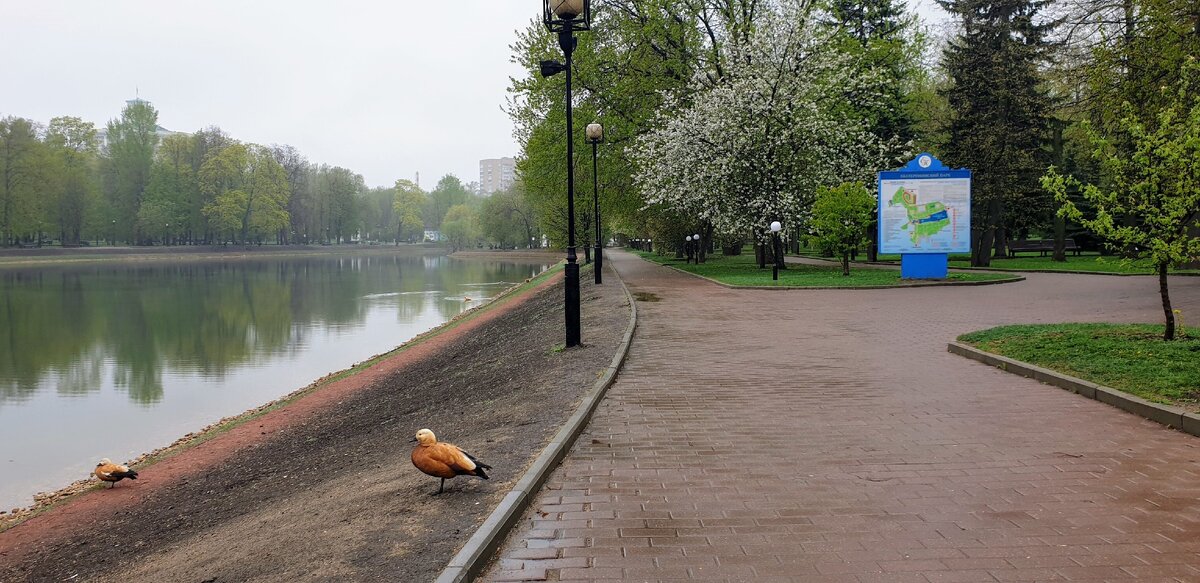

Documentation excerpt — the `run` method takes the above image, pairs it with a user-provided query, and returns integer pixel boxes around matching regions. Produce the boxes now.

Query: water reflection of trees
[0,256,549,404]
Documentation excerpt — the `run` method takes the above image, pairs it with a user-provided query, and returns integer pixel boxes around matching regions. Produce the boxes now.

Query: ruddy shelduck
[94,458,138,488]
[410,428,491,495]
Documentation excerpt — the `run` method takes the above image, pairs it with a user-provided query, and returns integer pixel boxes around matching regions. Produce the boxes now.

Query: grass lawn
[797,248,1200,275]
[633,250,1016,287]
[948,254,1200,275]
[959,323,1200,406]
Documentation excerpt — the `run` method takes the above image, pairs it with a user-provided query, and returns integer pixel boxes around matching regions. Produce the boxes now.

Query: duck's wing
[412,446,457,478]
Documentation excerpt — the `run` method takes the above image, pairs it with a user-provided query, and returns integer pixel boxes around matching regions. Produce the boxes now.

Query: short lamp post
[165,223,170,246]
[685,235,693,263]
[770,221,782,281]
[541,0,591,348]
[586,121,604,284]
[694,233,701,264]
[111,219,116,246]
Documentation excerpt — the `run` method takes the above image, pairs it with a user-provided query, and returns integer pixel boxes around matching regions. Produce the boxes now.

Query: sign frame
[876,153,972,279]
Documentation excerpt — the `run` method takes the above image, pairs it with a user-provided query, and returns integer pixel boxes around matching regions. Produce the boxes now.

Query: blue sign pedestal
[901,253,948,279]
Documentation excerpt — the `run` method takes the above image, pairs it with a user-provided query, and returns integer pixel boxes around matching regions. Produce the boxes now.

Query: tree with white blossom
[631,0,898,269]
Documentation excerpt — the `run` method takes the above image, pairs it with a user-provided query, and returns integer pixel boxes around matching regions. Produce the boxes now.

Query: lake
[0,251,552,511]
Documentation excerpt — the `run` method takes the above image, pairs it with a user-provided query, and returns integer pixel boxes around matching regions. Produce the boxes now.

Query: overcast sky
[3,1,950,190]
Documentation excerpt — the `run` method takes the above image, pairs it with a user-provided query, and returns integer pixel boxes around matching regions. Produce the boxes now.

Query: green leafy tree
[424,174,471,230]
[139,133,195,244]
[939,0,1056,266]
[0,117,48,246]
[392,179,426,243]
[441,204,479,251]
[313,166,364,243]
[270,144,310,244]
[479,186,539,249]
[821,0,923,260]
[1042,59,1200,341]
[808,182,877,275]
[359,186,395,242]
[102,99,160,243]
[44,117,99,246]
[200,143,290,244]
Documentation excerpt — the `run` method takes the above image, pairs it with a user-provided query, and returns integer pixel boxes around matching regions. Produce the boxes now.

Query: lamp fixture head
[585,122,604,142]
[770,221,782,233]
[685,235,692,241]
[539,59,566,78]
[543,0,591,33]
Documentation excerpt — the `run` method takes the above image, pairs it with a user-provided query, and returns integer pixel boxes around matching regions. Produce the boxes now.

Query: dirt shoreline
[0,261,629,582]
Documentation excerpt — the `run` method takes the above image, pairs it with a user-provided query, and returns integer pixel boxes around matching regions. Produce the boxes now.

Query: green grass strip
[634,250,1013,287]
[959,323,1200,405]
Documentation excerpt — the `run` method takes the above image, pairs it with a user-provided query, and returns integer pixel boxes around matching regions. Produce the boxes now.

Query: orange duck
[94,458,138,488]
[410,428,491,495]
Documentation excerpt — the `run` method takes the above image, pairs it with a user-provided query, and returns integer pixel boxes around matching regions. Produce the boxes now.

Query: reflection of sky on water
[0,255,549,510]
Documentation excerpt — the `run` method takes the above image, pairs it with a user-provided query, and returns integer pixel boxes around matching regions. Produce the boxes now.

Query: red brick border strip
[947,341,1200,437]
[435,259,638,583]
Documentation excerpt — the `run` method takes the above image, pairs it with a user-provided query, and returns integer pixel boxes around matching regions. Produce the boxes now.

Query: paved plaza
[485,250,1200,582]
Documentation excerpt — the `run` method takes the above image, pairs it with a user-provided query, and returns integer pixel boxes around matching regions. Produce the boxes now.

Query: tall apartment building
[479,157,515,195]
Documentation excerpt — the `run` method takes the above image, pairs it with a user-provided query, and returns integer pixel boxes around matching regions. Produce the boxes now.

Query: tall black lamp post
[540,0,591,347]
[693,232,701,264]
[770,221,782,280]
[586,122,604,284]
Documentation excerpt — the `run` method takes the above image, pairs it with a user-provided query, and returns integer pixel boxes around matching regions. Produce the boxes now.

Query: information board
[877,155,971,255]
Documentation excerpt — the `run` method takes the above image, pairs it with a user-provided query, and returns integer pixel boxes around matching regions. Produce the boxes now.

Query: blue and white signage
[877,154,972,279]
[878,154,971,255]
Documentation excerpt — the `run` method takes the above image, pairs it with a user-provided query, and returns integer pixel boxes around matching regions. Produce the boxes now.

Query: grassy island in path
[959,323,1200,407]
[635,250,1016,287]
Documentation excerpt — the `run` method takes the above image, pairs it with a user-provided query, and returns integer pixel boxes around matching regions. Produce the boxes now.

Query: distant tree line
[0,101,543,249]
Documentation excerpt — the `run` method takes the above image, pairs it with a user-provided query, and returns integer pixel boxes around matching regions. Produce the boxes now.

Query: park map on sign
[890,186,950,246]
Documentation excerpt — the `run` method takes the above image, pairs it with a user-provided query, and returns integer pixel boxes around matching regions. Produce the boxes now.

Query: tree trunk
[755,242,765,268]
[1159,262,1175,341]
[1052,213,1066,262]
[993,225,1007,258]
[583,245,591,264]
[842,253,850,276]
[971,199,1001,267]
[1051,120,1067,262]
[867,220,878,262]
[973,228,993,267]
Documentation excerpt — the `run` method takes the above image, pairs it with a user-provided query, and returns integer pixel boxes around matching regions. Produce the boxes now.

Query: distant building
[479,157,515,195]
[95,98,186,154]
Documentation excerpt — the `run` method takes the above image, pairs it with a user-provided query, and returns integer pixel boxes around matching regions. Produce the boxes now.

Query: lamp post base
[594,245,603,284]
[565,256,581,347]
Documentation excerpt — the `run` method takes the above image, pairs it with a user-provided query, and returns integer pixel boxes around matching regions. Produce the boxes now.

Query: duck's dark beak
[409,437,418,443]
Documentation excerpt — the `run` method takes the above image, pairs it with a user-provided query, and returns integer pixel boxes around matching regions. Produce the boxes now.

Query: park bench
[1008,238,1081,257]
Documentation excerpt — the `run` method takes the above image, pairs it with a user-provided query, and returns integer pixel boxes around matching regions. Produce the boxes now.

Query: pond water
[0,252,551,511]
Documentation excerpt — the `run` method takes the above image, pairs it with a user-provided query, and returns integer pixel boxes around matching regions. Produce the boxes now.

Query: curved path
[487,249,1200,582]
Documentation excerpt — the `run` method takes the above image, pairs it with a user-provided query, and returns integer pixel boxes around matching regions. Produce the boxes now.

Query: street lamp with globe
[586,121,604,284]
[540,0,592,347]
[770,221,782,280]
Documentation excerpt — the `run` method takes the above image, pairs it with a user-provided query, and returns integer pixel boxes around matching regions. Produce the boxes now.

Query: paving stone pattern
[485,250,1200,582]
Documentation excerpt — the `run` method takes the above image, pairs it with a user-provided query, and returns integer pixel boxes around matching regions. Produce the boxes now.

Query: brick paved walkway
[485,251,1200,582]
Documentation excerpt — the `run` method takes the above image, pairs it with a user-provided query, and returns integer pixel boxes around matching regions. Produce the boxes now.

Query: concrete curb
[648,258,1024,290]
[435,257,638,583]
[947,342,1200,437]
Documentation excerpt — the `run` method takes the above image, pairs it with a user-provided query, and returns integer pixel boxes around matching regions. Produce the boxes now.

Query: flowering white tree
[632,1,898,251]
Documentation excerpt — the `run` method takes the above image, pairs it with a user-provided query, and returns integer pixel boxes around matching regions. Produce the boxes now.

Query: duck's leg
[436,478,444,495]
